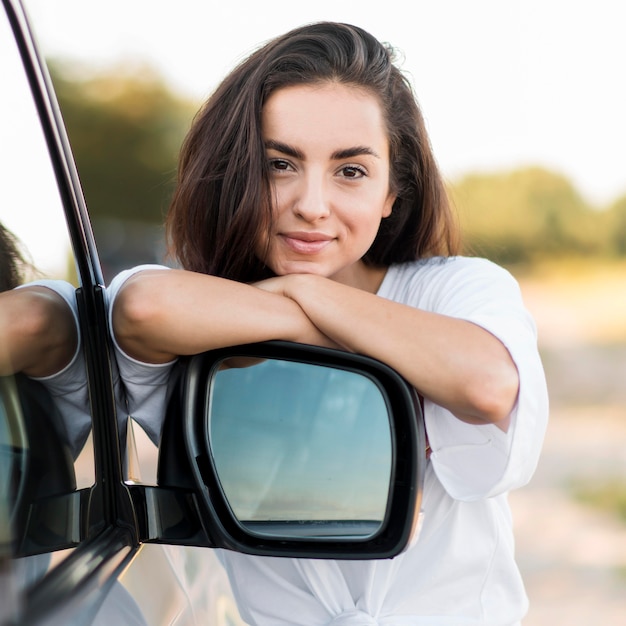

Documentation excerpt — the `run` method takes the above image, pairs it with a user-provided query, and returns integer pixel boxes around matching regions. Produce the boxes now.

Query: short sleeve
[412,259,548,500]
[18,280,90,458]
[107,265,177,444]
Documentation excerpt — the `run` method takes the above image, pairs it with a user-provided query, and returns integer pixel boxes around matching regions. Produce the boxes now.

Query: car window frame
[3,0,139,620]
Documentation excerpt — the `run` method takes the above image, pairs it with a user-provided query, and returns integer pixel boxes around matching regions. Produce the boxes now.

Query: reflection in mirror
[208,358,392,539]
[125,417,159,485]
[0,0,94,588]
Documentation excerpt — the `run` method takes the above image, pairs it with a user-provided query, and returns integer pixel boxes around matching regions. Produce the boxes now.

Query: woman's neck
[330,261,388,294]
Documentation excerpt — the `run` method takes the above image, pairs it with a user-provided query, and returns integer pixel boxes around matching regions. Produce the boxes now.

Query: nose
[292,171,331,222]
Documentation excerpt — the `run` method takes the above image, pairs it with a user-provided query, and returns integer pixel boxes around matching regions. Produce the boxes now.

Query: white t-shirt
[108,257,549,626]
[19,280,91,459]
[106,266,177,448]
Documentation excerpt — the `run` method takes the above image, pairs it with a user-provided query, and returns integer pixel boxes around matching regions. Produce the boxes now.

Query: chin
[275,262,331,277]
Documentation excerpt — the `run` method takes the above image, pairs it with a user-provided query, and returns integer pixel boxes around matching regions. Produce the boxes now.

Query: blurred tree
[603,194,626,257]
[50,61,196,224]
[48,62,197,279]
[450,167,603,264]
[45,63,625,273]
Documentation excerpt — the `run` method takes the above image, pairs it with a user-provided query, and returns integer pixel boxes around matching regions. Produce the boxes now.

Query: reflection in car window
[0,4,94,590]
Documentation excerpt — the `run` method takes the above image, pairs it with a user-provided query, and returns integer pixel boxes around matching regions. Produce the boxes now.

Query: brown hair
[0,223,29,291]
[166,22,459,281]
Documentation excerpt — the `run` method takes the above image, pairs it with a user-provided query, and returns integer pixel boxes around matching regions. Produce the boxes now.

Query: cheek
[253,210,275,261]
[347,210,383,248]
[271,185,291,217]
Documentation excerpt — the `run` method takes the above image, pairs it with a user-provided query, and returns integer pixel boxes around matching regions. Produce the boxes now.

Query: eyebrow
[264,140,380,161]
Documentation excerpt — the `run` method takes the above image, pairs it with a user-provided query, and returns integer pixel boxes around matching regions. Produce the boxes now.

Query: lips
[280,232,334,255]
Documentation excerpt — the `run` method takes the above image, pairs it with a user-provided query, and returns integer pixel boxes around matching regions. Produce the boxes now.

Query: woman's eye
[269,159,292,172]
[339,165,366,179]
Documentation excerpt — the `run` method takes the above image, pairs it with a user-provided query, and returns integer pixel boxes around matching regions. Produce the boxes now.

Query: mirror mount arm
[125,485,211,546]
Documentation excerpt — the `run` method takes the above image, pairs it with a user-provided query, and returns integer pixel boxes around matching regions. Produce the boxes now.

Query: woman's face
[256,82,396,289]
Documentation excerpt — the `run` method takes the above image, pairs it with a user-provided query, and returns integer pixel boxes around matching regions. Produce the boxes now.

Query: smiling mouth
[280,233,334,255]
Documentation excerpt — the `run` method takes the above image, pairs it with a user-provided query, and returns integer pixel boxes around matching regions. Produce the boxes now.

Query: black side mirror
[157,341,425,559]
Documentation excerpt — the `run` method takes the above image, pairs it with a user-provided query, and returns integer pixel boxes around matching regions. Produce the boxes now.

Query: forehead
[261,83,389,151]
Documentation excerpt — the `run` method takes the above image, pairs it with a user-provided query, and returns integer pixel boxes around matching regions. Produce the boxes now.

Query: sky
[19,0,626,207]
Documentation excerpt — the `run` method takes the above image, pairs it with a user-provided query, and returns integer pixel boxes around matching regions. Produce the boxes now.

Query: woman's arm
[255,274,519,430]
[0,286,78,377]
[111,269,338,364]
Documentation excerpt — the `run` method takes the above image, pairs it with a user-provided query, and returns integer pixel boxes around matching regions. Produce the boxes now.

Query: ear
[382,192,396,218]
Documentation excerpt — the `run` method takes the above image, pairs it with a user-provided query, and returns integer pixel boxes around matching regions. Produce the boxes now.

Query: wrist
[282,272,321,303]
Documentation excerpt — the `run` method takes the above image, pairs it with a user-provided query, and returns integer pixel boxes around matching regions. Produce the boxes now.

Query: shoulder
[107,263,171,299]
[380,256,520,312]
[17,279,78,314]
[106,266,178,395]
[106,264,176,364]
[388,255,513,282]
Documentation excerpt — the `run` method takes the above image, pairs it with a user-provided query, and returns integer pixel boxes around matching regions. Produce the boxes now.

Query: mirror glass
[208,358,392,539]
[0,1,94,591]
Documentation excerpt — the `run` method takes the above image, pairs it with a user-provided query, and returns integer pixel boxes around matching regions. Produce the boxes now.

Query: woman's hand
[253,274,297,298]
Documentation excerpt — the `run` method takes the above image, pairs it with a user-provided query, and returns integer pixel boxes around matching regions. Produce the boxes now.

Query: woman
[110,22,548,625]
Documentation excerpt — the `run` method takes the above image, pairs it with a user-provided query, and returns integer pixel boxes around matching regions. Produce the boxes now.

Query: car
[0,0,425,623]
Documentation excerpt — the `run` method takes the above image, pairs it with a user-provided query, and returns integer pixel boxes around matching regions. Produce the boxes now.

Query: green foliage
[49,61,196,224]
[47,62,626,269]
[450,167,608,265]
[571,478,626,522]
[603,195,626,256]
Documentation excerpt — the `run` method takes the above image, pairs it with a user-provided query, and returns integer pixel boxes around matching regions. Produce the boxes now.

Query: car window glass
[0,3,94,592]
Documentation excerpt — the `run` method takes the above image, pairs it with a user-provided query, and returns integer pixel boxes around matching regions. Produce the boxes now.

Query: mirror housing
[158,341,425,559]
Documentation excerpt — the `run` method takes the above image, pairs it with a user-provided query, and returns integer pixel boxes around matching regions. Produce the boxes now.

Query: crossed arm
[112,269,518,429]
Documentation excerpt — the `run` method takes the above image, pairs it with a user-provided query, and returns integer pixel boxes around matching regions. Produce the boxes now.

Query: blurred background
[23,0,626,622]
